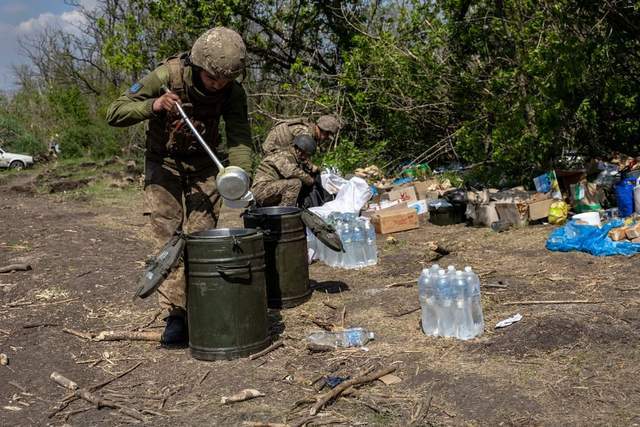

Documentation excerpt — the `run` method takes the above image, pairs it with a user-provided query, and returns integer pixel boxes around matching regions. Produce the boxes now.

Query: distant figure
[48,133,60,158]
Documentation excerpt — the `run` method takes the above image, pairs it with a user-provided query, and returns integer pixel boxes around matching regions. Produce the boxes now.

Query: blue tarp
[546,219,640,256]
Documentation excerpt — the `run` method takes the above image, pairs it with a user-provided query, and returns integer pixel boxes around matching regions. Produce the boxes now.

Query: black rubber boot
[161,315,188,348]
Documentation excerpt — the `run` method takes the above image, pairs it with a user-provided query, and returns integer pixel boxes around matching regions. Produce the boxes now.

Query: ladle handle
[160,85,225,171]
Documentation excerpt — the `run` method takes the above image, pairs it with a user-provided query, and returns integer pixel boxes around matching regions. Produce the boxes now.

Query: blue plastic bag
[392,177,414,185]
[546,219,640,256]
[615,178,635,217]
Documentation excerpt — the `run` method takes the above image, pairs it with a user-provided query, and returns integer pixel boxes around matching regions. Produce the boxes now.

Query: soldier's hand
[152,92,181,113]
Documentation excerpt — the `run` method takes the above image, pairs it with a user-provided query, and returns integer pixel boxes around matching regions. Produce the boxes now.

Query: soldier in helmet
[252,135,319,207]
[106,27,252,347]
[262,115,340,159]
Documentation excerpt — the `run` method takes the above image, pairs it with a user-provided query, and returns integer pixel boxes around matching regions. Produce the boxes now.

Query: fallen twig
[0,263,31,273]
[312,319,334,331]
[23,322,59,329]
[62,328,161,342]
[8,381,26,392]
[615,286,640,291]
[62,328,94,341]
[502,300,603,306]
[198,370,210,385]
[408,394,433,426]
[48,362,142,418]
[478,269,496,278]
[323,302,337,310]
[249,340,284,360]
[385,280,416,289]
[221,389,265,404]
[310,366,396,415]
[50,372,146,421]
[6,298,79,309]
[483,283,508,289]
[388,307,421,318]
[89,362,143,392]
[242,422,287,427]
[94,331,161,342]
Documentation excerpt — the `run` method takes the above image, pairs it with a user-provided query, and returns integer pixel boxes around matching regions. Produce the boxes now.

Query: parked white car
[0,147,34,170]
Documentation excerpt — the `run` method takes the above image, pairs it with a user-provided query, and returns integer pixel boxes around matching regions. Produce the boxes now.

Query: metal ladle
[161,86,251,200]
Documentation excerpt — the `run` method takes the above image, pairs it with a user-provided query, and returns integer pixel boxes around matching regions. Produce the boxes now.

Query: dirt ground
[1,165,639,426]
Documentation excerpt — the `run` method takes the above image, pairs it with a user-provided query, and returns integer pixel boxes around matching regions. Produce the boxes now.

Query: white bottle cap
[368,332,375,339]
[464,266,472,272]
[438,269,446,275]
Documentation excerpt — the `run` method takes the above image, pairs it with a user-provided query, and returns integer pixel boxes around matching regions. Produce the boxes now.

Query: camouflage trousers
[252,178,302,207]
[144,159,222,319]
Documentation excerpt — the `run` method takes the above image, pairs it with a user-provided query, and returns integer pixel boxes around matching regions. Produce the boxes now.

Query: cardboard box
[625,224,640,240]
[609,227,628,241]
[528,197,555,221]
[407,200,428,215]
[413,181,440,201]
[370,208,419,234]
[361,201,407,218]
[388,185,418,203]
[495,202,528,226]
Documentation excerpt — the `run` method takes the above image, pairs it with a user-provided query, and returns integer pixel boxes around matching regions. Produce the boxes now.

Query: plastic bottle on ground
[352,220,367,268]
[435,269,455,337]
[364,219,378,266]
[307,327,374,348]
[341,222,354,268]
[419,270,438,336]
[464,266,484,336]
[453,270,475,339]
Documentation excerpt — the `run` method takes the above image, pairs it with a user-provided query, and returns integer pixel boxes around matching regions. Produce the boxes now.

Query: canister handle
[216,262,251,276]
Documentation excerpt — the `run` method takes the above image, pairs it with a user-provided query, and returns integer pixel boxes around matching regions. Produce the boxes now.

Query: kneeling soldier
[252,135,318,207]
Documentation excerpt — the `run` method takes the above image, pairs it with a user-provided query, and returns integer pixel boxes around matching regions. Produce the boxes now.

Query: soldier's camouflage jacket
[106,53,252,173]
[253,147,315,187]
[262,119,313,155]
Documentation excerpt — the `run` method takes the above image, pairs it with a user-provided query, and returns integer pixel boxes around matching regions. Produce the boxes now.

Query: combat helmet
[293,134,317,156]
[190,27,246,80]
[316,115,341,134]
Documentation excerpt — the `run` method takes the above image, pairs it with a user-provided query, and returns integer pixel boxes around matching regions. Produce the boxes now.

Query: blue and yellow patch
[129,82,143,94]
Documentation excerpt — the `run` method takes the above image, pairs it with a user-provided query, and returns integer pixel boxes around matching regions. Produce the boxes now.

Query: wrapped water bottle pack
[418,264,484,340]
[309,212,378,269]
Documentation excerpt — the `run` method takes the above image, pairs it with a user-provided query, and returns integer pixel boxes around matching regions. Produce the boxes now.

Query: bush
[320,139,387,174]
[60,124,121,160]
[0,114,46,155]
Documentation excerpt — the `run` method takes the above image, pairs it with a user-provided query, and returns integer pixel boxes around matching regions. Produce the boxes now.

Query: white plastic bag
[321,171,348,195]
[311,176,372,218]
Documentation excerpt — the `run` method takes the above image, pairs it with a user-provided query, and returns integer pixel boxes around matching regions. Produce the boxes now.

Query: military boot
[161,315,188,348]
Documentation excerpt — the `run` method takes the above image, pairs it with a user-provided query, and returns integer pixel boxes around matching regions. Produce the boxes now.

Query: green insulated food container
[186,228,270,361]
[243,207,311,309]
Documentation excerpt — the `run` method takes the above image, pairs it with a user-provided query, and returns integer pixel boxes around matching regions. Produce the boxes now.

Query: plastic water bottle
[364,219,378,266]
[352,220,367,268]
[307,328,374,348]
[419,271,438,336]
[341,223,354,268]
[429,264,440,277]
[435,269,455,337]
[324,223,340,267]
[464,266,484,336]
[452,270,474,339]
